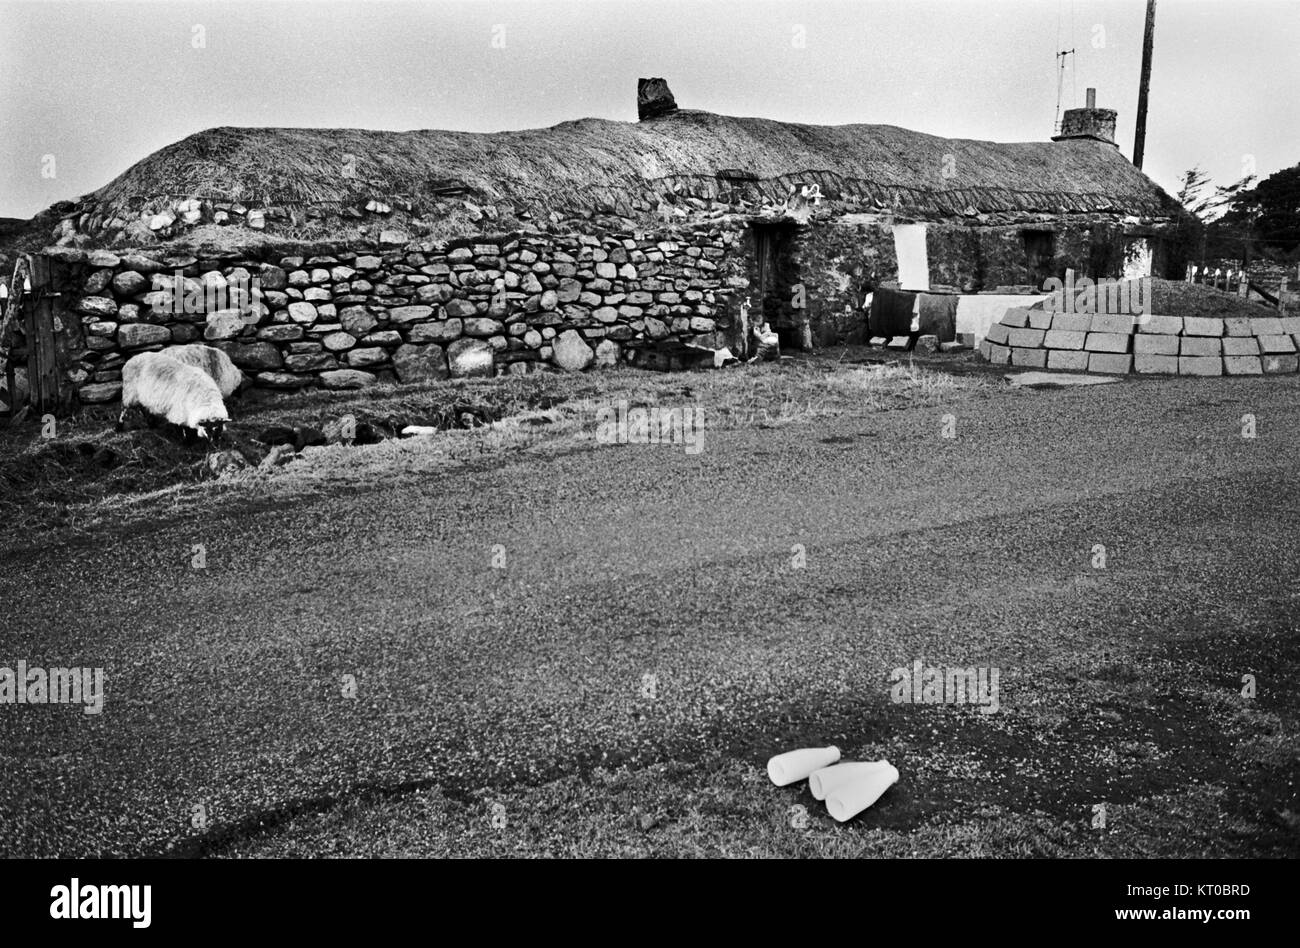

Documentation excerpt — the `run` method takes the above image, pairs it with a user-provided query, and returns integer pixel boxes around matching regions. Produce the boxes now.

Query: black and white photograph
[0,0,1294,926]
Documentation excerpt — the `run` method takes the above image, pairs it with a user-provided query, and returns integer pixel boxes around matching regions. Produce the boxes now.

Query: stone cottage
[1,79,1191,408]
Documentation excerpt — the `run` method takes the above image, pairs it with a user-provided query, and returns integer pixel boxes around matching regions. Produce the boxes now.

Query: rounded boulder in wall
[392,343,449,383]
[552,329,594,372]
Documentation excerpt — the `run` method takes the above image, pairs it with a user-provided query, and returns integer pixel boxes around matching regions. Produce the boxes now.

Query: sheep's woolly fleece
[158,343,245,399]
[121,351,230,431]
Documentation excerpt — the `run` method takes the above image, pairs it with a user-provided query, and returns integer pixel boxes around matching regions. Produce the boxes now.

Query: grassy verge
[0,358,987,547]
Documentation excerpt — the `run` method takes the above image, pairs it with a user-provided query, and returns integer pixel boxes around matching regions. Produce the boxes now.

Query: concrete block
[1224,317,1253,337]
[886,335,912,350]
[1028,309,1053,330]
[1085,332,1130,353]
[1047,349,1089,371]
[1008,328,1046,348]
[1262,353,1300,374]
[1134,353,1179,375]
[1088,352,1133,374]
[940,341,968,352]
[1182,316,1224,337]
[1136,314,1182,335]
[958,332,977,347]
[1134,334,1179,355]
[1011,346,1047,368]
[1180,336,1222,357]
[1179,356,1223,376]
[1090,313,1137,334]
[984,322,1011,345]
[999,309,1030,329]
[868,336,888,347]
[1249,317,1284,336]
[1043,329,1085,349]
[1050,313,1092,332]
[987,342,1010,365]
[1280,316,1300,335]
[1222,336,1262,356]
[1257,334,1296,354]
[978,340,992,360]
[1224,355,1263,375]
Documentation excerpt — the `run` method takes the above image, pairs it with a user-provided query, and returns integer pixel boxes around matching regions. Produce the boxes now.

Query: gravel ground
[1,371,1298,857]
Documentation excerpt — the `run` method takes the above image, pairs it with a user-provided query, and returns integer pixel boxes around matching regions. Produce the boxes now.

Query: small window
[893,224,930,291]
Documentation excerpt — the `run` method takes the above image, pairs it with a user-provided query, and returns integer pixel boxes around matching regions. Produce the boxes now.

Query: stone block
[1085,332,1130,353]
[1136,314,1182,335]
[1223,356,1263,375]
[1249,317,1284,336]
[1047,349,1089,371]
[1088,352,1133,374]
[1134,334,1179,355]
[1257,334,1296,354]
[1090,313,1136,334]
[1262,353,1299,374]
[1182,316,1224,337]
[1043,329,1085,349]
[1011,347,1047,368]
[1050,313,1092,332]
[1008,328,1046,348]
[1134,353,1178,375]
[1180,336,1222,357]
[984,322,1011,345]
[1222,336,1261,356]
[1178,356,1223,376]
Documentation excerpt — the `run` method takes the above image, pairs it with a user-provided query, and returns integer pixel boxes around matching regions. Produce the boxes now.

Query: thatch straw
[85,109,1181,229]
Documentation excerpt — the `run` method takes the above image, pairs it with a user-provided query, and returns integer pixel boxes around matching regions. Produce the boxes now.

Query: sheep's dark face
[198,419,226,443]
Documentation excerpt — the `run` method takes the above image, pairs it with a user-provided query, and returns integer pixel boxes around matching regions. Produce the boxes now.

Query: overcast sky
[2,0,1297,219]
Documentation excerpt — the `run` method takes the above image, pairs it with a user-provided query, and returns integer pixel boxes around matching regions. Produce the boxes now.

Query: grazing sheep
[119,352,229,441]
[161,343,245,399]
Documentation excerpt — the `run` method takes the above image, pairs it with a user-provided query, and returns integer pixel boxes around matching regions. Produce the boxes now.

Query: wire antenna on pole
[1054,47,1076,135]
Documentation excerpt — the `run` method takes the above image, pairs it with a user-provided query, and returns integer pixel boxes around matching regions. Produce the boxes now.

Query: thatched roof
[45,109,1187,247]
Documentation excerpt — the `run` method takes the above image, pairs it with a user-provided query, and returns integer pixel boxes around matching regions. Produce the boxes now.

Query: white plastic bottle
[767,746,841,786]
[809,760,894,801]
[825,761,899,822]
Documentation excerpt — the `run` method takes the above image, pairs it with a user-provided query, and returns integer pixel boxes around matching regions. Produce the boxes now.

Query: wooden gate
[1,252,82,418]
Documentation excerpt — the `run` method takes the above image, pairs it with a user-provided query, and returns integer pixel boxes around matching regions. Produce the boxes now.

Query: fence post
[1280,277,1290,317]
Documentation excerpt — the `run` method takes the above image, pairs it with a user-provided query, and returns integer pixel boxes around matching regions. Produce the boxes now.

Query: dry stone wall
[48,225,744,404]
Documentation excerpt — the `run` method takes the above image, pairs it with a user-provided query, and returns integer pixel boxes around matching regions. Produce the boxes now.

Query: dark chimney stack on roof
[638,78,678,121]
[1052,87,1117,146]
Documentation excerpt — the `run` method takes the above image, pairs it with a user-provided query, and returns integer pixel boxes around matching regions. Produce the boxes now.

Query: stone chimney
[638,78,678,121]
[1052,88,1117,145]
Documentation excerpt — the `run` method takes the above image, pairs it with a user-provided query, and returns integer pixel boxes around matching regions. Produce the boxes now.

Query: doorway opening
[751,220,804,351]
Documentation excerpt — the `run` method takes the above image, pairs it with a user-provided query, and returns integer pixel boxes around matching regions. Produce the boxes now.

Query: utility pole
[1133,0,1157,169]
